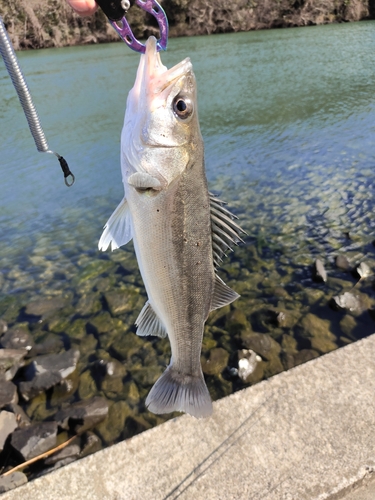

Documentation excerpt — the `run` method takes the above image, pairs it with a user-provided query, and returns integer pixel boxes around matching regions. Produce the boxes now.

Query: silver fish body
[99,37,244,418]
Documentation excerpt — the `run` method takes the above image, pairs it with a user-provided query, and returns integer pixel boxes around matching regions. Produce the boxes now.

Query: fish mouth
[133,36,192,101]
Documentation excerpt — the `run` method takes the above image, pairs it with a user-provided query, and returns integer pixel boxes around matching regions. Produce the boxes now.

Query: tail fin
[145,364,213,418]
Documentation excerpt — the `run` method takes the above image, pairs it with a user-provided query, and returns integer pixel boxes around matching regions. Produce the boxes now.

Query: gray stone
[44,441,81,465]
[19,371,63,401]
[5,403,30,428]
[11,421,58,460]
[0,348,27,381]
[55,397,109,433]
[0,472,27,493]
[32,334,64,355]
[0,380,18,408]
[0,410,18,451]
[294,349,320,366]
[95,401,133,443]
[26,348,80,380]
[0,327,34,351]
[79,431,102,458]
[313,259,327,282]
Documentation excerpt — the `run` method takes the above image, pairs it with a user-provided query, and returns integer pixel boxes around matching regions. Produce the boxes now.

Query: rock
[111,332,145,360]
[339,315,357,339]
[201,348,229,376]
[11,421,58,460]
[5,403,30,428]
[95,400,132,443]
[237,349,262,382]
[331,292,363,314]
[0,319,8,335]
[249,308,280,333]
[335,255,350,270]
[0,348,27,381]
[104,289,140,316]
[310,336,337,354]
[78,370,98,400]
[75,293,102,317]
[313,259,327,282]
[25,297,66,318]
[240,331,281,361]
[122,381,140,406]
[225,309,249,334]
[55,396,108,433]
[19,371,63,401]
[87,312,120,335]
[26,348,80,380]
[281,334,298,355]
[0,411,18,451]
[263,355,284,378]
[65,319,88,340]
[75,260,115,283]
[297,314,336,342]
[44,440,81,465]
[125,415,152,437]
[79,431,102,458]
[293,349,319,367]
[0,326,34,351]
[50,372,80,406]
[32,334,64,355]
[0,381,18,408]
[131,365,163,387]
[0,472,27,493]
[355,262,371,279]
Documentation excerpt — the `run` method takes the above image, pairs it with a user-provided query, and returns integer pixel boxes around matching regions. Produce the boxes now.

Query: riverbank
[0,0,374,50]
[2,333,375,499]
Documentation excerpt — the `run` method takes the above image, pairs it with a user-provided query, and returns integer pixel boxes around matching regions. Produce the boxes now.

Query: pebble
[313,259,327,282]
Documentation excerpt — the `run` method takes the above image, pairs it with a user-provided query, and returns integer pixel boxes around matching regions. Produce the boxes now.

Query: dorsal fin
[211,274,240,311]
[98,197,132,251]
[135,301,167,338]
[210,192,246,268]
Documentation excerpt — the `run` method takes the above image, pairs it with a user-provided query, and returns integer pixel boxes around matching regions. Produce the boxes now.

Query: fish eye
[173,96,193,120]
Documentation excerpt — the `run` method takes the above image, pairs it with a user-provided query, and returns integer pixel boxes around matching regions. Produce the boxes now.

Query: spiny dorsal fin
[209,192,246,268]
[211,274,240,311]
[98,197,132,251]
[135,301,167,338]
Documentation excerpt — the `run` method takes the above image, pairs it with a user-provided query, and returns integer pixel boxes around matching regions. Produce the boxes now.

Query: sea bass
[99,36,244,418]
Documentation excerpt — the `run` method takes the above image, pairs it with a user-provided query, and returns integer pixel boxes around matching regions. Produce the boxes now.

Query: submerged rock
[11,421,58,460]
[55,396,108,433]
[104,289,140,316]
[0,410,18,452]
[0,327,34,352]
[19,371,62,402]
[331,292,362,314]
[0,472,27,493]
[0,348,27,381]
[355,262,371,279]
[240,331,281,361]
[44,440,81,465]
[24,297,66,318]
[201,348,229,376]
[95,400,132,443]
[313,259,327,282]
[335,255,350,271]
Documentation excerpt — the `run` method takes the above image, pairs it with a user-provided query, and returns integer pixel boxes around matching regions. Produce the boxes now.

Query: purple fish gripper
[111,0,169,53]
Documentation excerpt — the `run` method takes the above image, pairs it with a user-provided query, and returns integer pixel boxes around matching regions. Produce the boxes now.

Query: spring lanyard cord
[0,16,75,187]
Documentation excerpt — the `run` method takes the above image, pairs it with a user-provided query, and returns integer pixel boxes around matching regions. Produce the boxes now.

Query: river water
[1,22,375,442]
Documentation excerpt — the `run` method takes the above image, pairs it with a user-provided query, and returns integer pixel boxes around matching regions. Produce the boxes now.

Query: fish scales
[99,36,244,418]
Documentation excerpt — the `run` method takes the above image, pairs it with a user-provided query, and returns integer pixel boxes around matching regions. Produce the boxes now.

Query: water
[1,22,375,444]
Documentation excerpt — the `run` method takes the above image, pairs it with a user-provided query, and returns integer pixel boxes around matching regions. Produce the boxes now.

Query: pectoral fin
[98,197,132,251]
[210,274,240,311]
[135,301,167,338]
[128,172,162,191]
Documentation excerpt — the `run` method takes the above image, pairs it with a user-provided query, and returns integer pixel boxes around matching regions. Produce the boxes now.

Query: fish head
[122,36,202,185]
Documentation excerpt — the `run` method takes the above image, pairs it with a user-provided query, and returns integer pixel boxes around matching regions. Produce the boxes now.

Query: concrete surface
[2,334,375,500]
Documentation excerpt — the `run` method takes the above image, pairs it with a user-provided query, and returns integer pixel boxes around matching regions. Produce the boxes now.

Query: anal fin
[135,301,167,338]
[211,274,240,311]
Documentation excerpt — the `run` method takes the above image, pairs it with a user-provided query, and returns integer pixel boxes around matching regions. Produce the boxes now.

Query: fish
[99,36,245,418]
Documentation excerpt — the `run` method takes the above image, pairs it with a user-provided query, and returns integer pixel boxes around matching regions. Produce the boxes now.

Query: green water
[1,21,375,443]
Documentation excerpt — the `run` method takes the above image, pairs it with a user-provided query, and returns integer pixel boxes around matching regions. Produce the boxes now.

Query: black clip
[95,0,133,21]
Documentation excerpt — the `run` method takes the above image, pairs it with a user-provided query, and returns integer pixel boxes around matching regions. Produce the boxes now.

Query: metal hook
[111,0,169,53]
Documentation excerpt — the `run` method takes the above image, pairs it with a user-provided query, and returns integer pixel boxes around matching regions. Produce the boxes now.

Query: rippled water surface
[1,22,375,448]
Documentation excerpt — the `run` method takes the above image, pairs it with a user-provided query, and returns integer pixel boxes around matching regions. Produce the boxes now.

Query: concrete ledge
[2,335,375,500]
